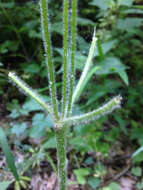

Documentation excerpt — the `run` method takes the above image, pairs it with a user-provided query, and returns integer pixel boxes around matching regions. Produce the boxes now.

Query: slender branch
[64,95,122,126]
[62,0,69,117]
[40,0,59,119]
[67,0,77,116]
[8,72,53,116]
[72,29,97,105]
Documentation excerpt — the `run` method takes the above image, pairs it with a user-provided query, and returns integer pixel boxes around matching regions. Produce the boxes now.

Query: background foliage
[0,0,143,189]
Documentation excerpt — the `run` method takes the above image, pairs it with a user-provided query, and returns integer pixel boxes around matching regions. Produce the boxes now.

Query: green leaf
[74,168,90,185]
[51,22,63,35]
[0,2,14,8]
[0,128,19,181]
[96,57,128,85]
[94,40,118,57]
[108,182,120,190]
[0,181,12,190]
[77,17,95,26]
[118,0,134,6]
[118,70,129,86]
[136,179,143,190]
[42,137,56,149]
[11,123,27,137]
[24,63,41,73]
[88,177,100,189]
[117,18,143,31]
[89,0,114,10]
[22,96,50,113]
[29,113,53,138]
[131,167,142,177]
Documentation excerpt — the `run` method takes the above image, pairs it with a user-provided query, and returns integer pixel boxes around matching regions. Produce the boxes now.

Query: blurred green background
[0,0,143,189]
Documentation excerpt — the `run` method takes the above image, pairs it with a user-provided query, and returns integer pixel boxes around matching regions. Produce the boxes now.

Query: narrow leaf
[0,127,19,181]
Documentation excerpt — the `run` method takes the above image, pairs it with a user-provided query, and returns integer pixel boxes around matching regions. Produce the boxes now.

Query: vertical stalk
[55,125,67,190]
[62,0,69,117]
[67,0,77,116]
[40,0,59,119]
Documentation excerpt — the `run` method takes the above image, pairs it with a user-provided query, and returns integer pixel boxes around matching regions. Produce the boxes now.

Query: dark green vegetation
[0,0,143,189]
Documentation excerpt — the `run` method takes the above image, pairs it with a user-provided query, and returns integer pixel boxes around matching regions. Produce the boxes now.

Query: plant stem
[40,0,59,119]
[67,0,77,116]
[62,0,69,117]
[72,29,97,105]
[55,125,67,190]
[64,95,122,126]
[8,72,53,116]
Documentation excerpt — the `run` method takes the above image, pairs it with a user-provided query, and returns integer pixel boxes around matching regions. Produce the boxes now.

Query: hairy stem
[72,29,97,104]
[8,72,52,116]
[62,0,69,117]
[40,0,59,119]
[55,125,67,190]
[64,95,122,126]
[67,0,77,116]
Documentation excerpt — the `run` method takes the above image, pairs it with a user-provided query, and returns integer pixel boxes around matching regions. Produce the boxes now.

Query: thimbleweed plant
[8,0,122,189]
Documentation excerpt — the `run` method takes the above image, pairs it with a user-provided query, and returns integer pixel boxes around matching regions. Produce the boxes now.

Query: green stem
[40,0,59,119]
[55,125,67,190]
[67,0,77,116]
[62,0,69,117]
[8,72,53,116]
[64,95,122,126]
[72,29,97,105]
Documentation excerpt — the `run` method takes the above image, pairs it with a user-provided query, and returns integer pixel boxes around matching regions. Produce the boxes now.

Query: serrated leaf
[0,128,19,181]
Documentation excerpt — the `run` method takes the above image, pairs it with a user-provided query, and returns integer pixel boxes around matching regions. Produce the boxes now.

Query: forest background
[0,0,143,189]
